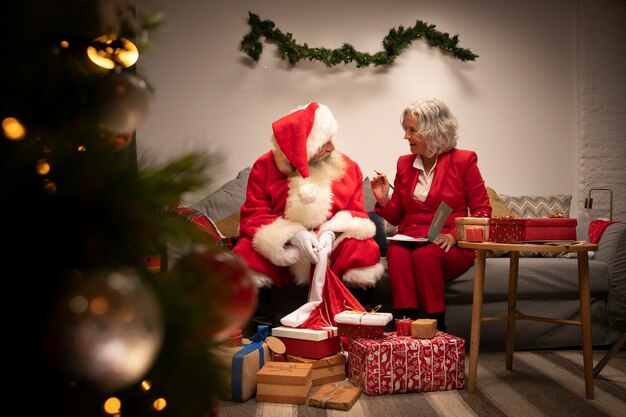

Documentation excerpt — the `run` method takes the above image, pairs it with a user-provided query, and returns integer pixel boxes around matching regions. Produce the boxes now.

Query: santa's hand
[290,230,320,263]
[318,230,335,253]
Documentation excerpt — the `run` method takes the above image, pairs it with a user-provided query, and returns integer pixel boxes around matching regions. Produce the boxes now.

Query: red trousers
[386,241,475,314]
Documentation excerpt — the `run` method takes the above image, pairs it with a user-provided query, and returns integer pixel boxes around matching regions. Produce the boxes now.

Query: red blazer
[375,149,491,239]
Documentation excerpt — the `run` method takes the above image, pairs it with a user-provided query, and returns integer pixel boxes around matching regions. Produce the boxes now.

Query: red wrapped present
[455,217,489,242]
[395,318,412,336]
[488,217,525,242]
[523,218,577,241]
[272,326,341,359]
[334,310,393,339]
[348,332,465,396]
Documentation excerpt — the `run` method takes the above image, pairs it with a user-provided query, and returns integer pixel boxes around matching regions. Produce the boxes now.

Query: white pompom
[298,182,317,204]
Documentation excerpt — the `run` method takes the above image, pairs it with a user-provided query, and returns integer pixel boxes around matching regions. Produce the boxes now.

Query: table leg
[577,251,594,399]
[505,251,519,370]
[467,249,486,393]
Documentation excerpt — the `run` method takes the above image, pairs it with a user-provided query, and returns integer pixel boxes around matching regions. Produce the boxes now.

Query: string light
[2,117,26,141]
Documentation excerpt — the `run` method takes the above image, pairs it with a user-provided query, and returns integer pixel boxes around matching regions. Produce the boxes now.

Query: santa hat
[272,102,338,203]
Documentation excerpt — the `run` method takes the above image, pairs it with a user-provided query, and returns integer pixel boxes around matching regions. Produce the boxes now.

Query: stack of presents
[456,215,577,243]
[216,308,465,410]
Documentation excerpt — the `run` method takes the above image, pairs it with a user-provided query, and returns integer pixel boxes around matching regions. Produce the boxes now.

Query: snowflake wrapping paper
[348,332,465,396]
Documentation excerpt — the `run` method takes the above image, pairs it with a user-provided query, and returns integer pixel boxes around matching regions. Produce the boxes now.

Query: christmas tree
[2,1,256,416]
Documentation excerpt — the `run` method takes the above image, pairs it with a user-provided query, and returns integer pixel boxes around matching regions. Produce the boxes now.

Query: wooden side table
[458,240,599,399]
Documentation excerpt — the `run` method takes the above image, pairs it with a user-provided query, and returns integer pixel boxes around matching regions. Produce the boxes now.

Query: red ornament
[176,249,257,342]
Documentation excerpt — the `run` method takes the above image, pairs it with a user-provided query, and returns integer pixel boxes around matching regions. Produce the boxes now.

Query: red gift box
[348,332,465,396]
[278,336,341,359]
[465,226,484,242]
[395,318,412,336]
[523,218,577,241]
[488,217,525,242]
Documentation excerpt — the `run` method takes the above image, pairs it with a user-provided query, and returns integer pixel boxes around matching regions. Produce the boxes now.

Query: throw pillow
[499,193,572,218]
[215,211,240,238]
[191,167,250,221]
[486,186,516,218]
[368,211,388,257]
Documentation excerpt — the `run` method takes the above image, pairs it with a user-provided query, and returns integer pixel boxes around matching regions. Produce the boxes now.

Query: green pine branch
[240,12,478,68]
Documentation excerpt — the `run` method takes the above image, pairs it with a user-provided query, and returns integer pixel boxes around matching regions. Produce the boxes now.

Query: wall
[137,0,624,222]
[577,0,626,222]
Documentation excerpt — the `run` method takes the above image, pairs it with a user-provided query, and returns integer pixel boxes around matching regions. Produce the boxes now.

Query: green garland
[240,12,478,68]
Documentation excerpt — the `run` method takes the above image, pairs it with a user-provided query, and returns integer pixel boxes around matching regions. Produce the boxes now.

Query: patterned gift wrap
[488,217,525,242]
[348,332,465,396]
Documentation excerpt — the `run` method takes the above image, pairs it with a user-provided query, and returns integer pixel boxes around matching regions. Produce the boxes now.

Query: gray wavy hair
[400,98,459,157]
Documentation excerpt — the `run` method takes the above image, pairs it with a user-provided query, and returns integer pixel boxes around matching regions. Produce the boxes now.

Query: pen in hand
[374,170,395,190]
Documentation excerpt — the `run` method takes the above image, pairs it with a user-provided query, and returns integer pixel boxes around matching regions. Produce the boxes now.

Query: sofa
[188,167,626,350]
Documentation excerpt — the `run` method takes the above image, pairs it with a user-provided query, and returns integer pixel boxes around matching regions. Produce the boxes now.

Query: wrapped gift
[395,318,412,336]
[455,217,489,242]
[411,319,437,339]
[307,383,361,411]
[334,309,394,339]
[272,326,341,359]
[348,332,465,396]
[523,217,577,241]
[215,326,271,402]
[488,217,525,242]
[287,353,346,385]
[256,361,313,404]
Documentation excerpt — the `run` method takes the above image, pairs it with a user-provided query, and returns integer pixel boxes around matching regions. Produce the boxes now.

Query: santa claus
[232,101,384,289]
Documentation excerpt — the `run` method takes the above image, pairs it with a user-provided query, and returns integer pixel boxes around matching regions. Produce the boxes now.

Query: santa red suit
[232,102,384,289]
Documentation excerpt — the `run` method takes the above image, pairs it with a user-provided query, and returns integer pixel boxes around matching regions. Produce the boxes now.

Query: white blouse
[412,156,437,202]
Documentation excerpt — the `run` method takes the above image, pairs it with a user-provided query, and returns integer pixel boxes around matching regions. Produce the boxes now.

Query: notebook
[387,201,453,243]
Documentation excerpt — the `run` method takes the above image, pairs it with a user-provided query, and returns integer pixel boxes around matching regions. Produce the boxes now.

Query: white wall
[138,0,586,215]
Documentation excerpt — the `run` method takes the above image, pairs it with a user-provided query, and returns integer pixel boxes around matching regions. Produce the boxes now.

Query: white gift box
[271,326,338,341]
[334,310,394,326]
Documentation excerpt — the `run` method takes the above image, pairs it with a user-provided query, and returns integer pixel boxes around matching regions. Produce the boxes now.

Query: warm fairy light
[43,178,57,194]
[141,379,152,391]
[60,40,69,48]
[2,117,26,140]
[152,398,167,411]
[87,34,139,69]
[36,159,51,175]
[103,397,121,414]
[90,296,110,315]
[77,145,87,152]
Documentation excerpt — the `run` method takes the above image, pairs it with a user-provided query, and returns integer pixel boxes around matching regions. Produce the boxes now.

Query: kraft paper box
[348,332,465,396]
[216,337,270,402]
[256,361,313,404]
[307,383,361,411]
[334,310,394,339]
[455,217,489,242]
[272,326,341,359]
[411,319,437,339]
[287,353,346,385]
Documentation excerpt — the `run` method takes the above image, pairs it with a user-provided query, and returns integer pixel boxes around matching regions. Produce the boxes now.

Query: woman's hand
[433,233,456,252]
[370,173,391,205]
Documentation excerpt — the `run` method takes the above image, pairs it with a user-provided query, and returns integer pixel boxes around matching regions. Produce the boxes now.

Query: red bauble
[176,249,257,342]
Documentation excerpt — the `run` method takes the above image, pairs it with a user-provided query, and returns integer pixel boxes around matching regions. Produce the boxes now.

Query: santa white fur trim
[318,210,376,243]
[306,103,338,158]
[290,257,313,286]
[342,263,385,288]
[252,217,306,266]
[251,271,274,288]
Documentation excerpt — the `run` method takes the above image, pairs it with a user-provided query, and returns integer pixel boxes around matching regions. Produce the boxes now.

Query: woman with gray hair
[370,98,491,331]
